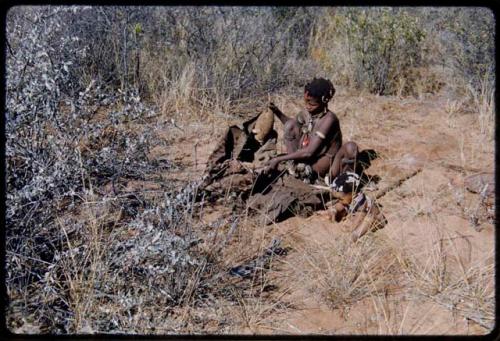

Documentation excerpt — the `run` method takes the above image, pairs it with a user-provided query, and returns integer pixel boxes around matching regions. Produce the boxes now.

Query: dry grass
[6,6,495,335]
[444,99,463,129]
[7,91,495,334]
[55,190,108,332]
[217,207,292,331]
[385,173,495,333]
[469,79,495,140]
[396,229,494,331]
[290,220,494,334]
[277,145,493,335]
[290,232,401,311]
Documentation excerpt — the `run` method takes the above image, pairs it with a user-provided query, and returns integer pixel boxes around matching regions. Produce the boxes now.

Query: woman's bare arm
[269,102,290,125]
[267,113,336,168]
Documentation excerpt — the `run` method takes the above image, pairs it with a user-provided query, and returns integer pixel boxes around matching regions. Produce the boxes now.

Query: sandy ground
[147,89,494,335]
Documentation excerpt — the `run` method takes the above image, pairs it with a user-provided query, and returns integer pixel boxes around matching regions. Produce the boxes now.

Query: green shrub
[440,8,494,93]
[312,8,426,96]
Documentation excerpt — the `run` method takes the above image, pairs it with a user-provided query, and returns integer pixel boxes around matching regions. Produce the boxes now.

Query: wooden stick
[440,162,483,174]
[311,168,423,200]
[375,168,422,199]
[193,141,198,171]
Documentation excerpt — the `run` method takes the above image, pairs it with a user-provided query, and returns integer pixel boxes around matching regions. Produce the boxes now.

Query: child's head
[304,77,335,114]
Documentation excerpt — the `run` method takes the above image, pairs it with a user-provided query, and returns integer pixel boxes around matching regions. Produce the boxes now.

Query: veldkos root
[252,108,274,144]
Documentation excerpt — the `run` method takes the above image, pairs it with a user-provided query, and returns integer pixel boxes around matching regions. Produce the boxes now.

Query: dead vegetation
[5,5,495,335]
[295,234,401,310]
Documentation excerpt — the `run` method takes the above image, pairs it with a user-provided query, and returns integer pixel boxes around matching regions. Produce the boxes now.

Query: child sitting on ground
[328,171,387,242]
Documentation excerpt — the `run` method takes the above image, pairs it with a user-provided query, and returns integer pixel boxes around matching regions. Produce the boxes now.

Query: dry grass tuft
[393,217,495,331]
[292,233,401,310]
[469,79,495,140]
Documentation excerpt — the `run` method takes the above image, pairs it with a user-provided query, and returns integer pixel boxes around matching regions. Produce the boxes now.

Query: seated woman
[265,77,359,184]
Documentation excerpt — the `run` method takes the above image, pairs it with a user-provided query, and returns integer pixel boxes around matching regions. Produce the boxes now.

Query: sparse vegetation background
[5,6,495,334]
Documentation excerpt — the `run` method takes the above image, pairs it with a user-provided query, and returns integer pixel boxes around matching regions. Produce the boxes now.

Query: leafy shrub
[415,7,495,136]
[437,8,494,95]
[311,8,426,95]
[5,7,211,333]
[137,7,318,112]
[7,6,319,112]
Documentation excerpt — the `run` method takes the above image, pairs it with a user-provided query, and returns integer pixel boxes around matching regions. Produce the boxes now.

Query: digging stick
[310,168,423,200]
[374,168,422,199]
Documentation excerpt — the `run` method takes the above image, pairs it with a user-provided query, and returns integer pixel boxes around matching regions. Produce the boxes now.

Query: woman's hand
[263,158,280,174]
[269,102,290,125]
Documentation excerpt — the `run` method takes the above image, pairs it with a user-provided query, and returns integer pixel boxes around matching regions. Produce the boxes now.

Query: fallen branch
[375,168,422,199]
[311,168,423,200]
[440,162,483,174]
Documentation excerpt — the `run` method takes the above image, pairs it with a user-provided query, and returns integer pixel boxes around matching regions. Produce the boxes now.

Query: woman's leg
[328,141,359,179]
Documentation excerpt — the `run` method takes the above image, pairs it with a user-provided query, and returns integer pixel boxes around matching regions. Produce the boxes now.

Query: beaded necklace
[301,107,328,147]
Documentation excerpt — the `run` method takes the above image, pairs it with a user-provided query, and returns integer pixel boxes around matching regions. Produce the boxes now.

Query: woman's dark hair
[304,77,335,103]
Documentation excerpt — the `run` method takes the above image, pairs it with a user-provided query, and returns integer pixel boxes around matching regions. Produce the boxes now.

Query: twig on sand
[311,168,423,200]
[440,162,483,174]
[374,168,422,199]
[194,141,198,171]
